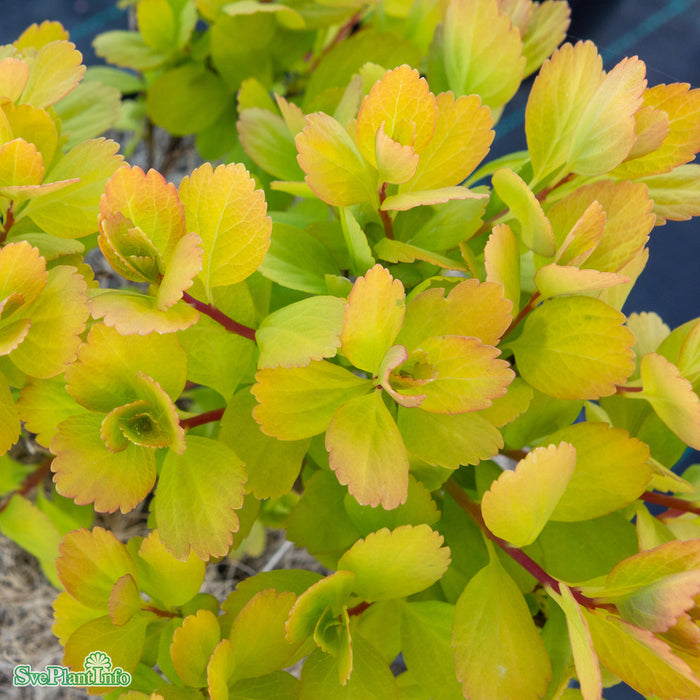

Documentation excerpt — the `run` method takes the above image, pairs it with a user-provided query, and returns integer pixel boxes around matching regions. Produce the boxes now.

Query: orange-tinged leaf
[341,264,405,374]
[228,590,303,683]
[0,57,29,101]
[492,167,555,256]
[640,353,700,450]
[374,125,419,185]
[380,185,486,211]
[625,105,670,161]
[326,390,409,509]
[482,442,576,546]
[0,138,43,187]
[550,200,606,268]
[535,265,628,299]
[10,265,89,379]
[583,608,700,700]
[399,335,514,414]
[89,289,199,335]
[253,360,372,440]
[377,345,425,408]
[19,40,85,108]
[398,278,512,350]
[544,422,651,521]
[171,609,221,687]
[51,414,157,514]
[442,0,525,109]
[402,91,493,192]
[155,435,246,560]
[484,223,520,311]
[526,41,643,181]
[101,165,185,263]
[356,65,437,167]
[0,376,21,453]
[296,111,378,207]
[613,83,700,178]
[155,232,203,310]
[338,524,450,601]
[510,296,635,400]
[452,552,551,700]
[0,240,48,308]
[548,583,602,700]
[56,527,137,609]
[179,162,271,289]
[567,55,646,176]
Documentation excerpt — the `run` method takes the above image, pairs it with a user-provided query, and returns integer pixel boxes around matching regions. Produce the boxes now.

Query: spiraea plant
[2,1,700,698]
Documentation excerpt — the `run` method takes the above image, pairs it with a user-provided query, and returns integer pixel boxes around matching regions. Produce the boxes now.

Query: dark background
[2,2,700,699]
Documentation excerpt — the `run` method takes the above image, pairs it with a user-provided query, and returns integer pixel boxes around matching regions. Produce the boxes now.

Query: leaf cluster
[2,2,700,700]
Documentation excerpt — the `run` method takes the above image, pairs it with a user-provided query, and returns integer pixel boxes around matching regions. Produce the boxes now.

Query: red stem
[347,601,372,617]
[503,291,540,339]
[444,478,602,610]
[180,408,225,430]
[0,458,52,515]
[378,183,394,240]
[1,206,15,243]
[615,385,644,394]
[182,292,256,341]
[642,490,700,516]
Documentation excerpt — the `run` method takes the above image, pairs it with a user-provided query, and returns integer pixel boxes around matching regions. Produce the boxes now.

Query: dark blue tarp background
[2,2,699,699]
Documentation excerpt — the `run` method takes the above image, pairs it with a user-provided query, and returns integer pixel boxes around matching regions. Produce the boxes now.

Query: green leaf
[66,322,187,413]
[339,207,375,276]
[326,390,410,509]
[286,470,362,567]
[252,360,372,440]
[341,265,405,374]
[343,474,440,537]
[238,108,305,181]
[545,422,652,521]
[491,167,555,256]
[257,295,346,369]
[155,435,246,560]
[0,374,20,453]
[373,238,470,272]
[510,296,635,400]
[179,162,271,290]
[219,389,309,499]
[258,222,340,293]
[300,640,398,699]
[171,609,221,687]
[229,672,299,700]
[481,442,577,546]
[401,601,463,700]
[20,138,123,239]
[398,408,503,469]
[286,570,356,643]
[296,111,378,207]
[146,64,230,135]
[93,31,170,71]
[133,529,206,607]
[338,524,450,601]
[0,494,62,587]
[440,0,525,109]
[452,552,551,700]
